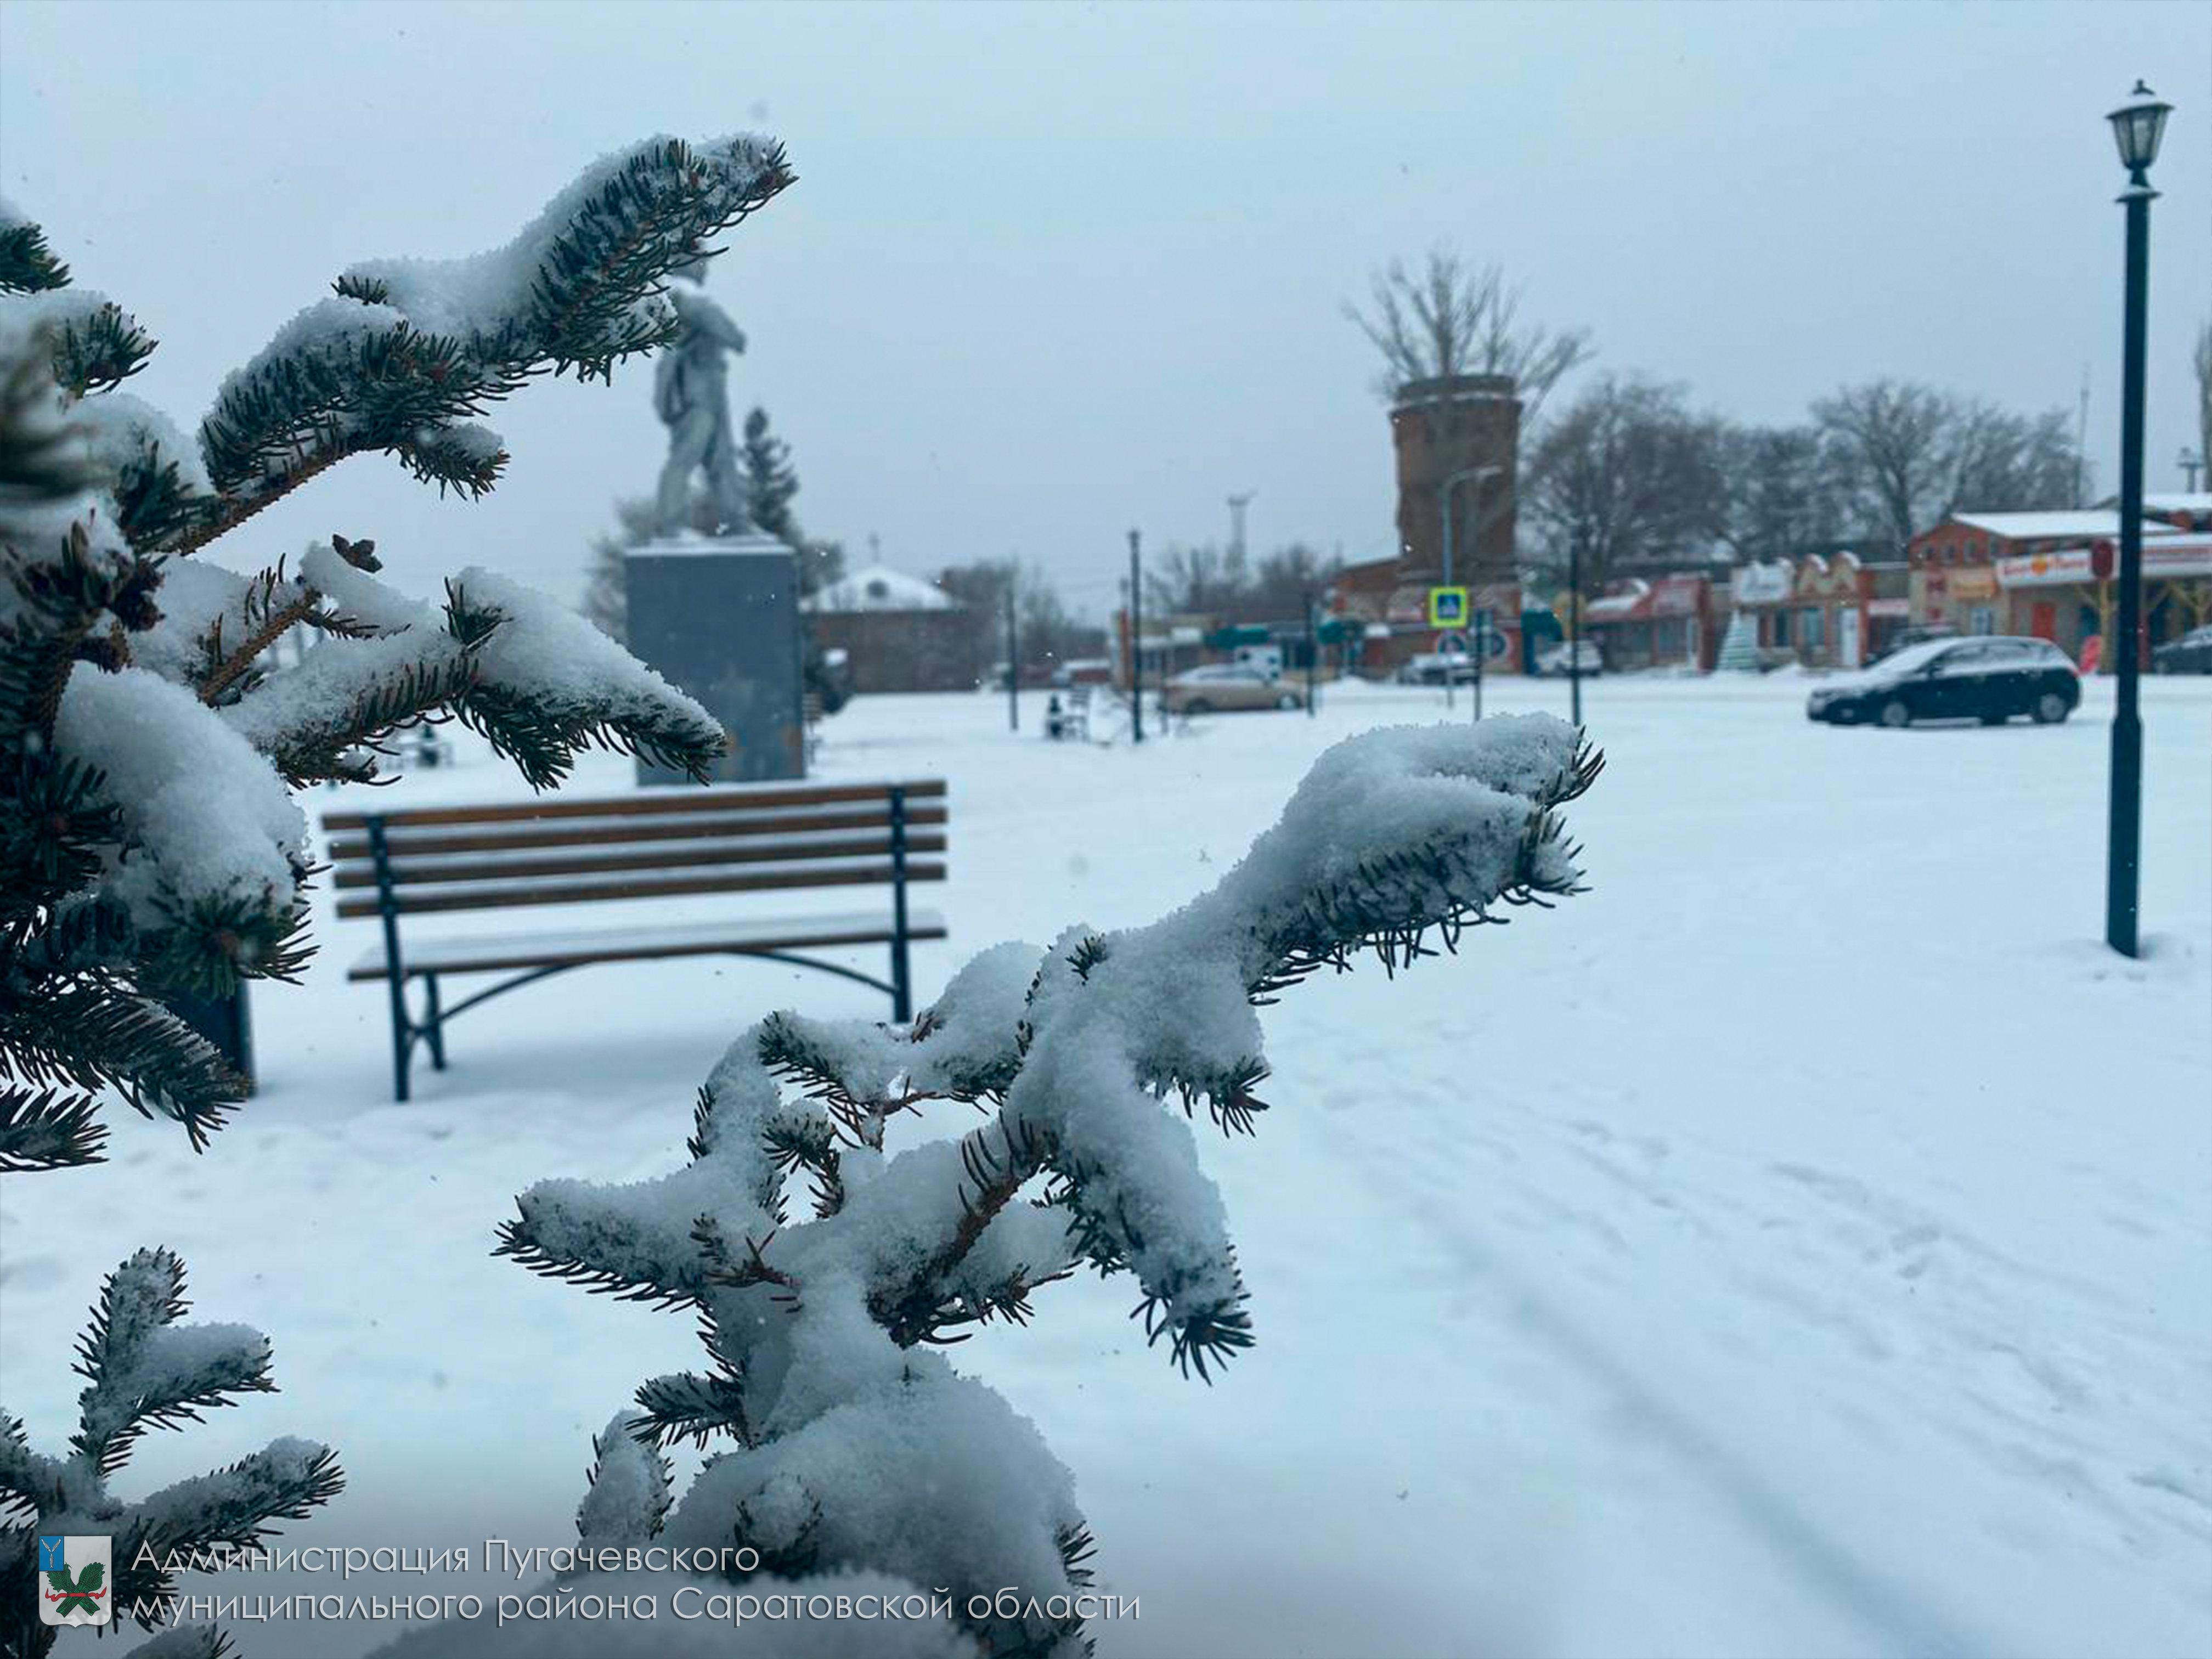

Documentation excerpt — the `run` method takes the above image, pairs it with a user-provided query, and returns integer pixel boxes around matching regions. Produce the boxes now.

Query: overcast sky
[3,1,2206,616]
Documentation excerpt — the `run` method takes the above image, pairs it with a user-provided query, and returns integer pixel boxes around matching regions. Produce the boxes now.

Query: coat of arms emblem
[38,1534,111,1627]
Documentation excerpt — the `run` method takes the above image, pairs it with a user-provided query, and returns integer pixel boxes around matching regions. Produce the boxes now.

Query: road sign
[1471,608,1508,661]
[1428,586,1469,627]
[1435,629,1469,657]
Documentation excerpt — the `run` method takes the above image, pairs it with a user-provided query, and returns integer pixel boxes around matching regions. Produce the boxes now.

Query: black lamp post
[2104,79,2171,959]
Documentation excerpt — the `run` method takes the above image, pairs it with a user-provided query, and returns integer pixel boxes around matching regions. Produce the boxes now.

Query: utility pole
[1439,466,1500,717]
[1568,535,1584,730]
[2182,448,2204,492]
[1005,580,1019,732]
[1304,585,1318,718]
[1128,529,1144,746]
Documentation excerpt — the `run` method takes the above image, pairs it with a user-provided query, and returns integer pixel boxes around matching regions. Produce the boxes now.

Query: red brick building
[1908,510,2202,664]
[1728,552,1909,668]
[1329,373,1525,676]
[1583,573,1720,670]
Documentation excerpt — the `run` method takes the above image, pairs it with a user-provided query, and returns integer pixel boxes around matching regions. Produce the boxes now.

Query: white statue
[653,259,753,536]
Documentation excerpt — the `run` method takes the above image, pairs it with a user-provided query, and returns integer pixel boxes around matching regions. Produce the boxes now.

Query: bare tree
[1714,423,1845,562]
[1144,543,1252,616]
[1247,543,1342,620]
[1811,380,1962,549]
[936,558,1097,676]
[1946,403,2078,517]
[1345,246,1592,417]
[1523,376,1728,594]
[1813,380,2082,548]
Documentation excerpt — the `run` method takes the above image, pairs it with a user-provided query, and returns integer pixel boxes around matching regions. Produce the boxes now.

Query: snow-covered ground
[6,672,2209,1659]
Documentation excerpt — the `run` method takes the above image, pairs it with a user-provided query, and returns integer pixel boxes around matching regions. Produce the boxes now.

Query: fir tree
[0,1249,343,1658]
[0,136,793,1172]
[1715,606,1761,672]
[740,406,801,544]
[479,718,1603,1656]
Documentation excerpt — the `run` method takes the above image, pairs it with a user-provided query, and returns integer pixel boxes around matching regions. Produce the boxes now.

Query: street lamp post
[1127,529,1144,746]
[1567,536,1584,729]
[2104,79,2171,960]
[1438,465,1500,717]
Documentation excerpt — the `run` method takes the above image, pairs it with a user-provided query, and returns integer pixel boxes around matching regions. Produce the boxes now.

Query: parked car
[1396,650,1478,685]
[1161,663,1306,715]
[1865,622,1957,665]
[2152,624,2212,674]
[1532,639,1603,677]
[1805,636,2079,727]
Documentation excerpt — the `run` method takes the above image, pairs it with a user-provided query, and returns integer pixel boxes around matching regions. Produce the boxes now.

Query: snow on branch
[2,134,781,1167]
[494,718,1600,1655]
[0,196,71,295]
[193,133,792,545]
[0,1249,342,1658]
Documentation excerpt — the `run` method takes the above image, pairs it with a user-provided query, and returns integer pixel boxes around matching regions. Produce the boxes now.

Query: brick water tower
[1391,374,1521,589]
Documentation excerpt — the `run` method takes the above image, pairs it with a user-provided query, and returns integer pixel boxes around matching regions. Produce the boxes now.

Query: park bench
[324,779,947,1101]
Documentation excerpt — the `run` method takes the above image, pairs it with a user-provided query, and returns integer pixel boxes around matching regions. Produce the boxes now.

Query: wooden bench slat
[331,829,947,890]
[325,802,946,864]
[335,860,946,918]
[346,909,950,980]
[323,778,945,832]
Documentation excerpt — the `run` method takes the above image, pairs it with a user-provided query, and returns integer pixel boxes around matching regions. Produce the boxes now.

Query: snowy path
[4,673,2208,1657]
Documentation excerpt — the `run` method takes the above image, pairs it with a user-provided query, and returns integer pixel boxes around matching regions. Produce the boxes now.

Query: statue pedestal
[624,533,805,783]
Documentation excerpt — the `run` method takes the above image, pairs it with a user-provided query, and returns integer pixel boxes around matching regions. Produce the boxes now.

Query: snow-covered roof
[1585,580,1651,622]
[1945,511,2183,543]
[802,563,958,613]
[2093,492,2212,517]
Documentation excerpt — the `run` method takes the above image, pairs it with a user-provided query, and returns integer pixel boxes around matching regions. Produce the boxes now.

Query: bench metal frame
[348,783,927,1102]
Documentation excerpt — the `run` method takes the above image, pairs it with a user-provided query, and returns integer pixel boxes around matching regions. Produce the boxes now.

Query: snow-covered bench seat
[323,779,947,1100]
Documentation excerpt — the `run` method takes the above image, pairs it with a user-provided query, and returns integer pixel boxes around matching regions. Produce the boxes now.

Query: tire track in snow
[1334,1128,1993,1659]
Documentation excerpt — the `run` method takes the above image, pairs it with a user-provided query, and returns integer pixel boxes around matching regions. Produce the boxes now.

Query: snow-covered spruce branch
[0,1249,342,1659]
[491,718,1601,1657]
[1,137,788,1171]
[191,135,791,545]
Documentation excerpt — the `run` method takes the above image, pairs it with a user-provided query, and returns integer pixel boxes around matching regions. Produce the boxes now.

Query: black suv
[1806,636,2080,727]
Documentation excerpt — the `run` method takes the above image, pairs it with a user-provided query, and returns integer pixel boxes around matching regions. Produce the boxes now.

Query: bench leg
[422,975,448,1071]
[889,933,912,1024]
[389,984,414,1104]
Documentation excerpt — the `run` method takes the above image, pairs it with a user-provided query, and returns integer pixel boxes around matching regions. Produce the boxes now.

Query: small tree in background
[581,407,840,644]
[1714,607,1762,673]
[741,406,801,543]
[477,718,1601,1657]
[0,136,786,1167]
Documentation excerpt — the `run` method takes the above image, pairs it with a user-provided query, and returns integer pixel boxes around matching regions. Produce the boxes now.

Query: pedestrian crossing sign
[1428,586,1469,627]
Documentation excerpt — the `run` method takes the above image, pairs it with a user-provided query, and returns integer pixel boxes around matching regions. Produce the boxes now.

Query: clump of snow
[366,1570,980,1657]
[54,664,306,934]
[297,540,432,633]
[76,388,215,498]
[339,133,783,345]
[126,556,273,685]
[0,285,124,361]
[575,1412,670,1547]
[452,566,718,741]
[665,1352,1084,1650]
